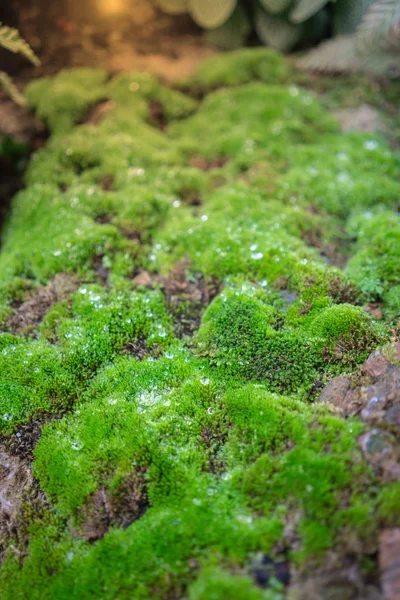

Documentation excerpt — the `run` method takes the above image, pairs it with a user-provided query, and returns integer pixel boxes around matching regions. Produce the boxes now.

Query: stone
[379,529,400,600]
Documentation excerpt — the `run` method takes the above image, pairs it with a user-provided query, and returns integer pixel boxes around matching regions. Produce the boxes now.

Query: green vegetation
[0,49,399,599]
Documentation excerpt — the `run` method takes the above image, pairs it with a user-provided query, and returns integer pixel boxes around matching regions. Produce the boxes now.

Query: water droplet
[207,407,215,415]
[201,378,210,385]
[201,215,208,222]
[172,200,181,208]
[251,252,263,261]
[364,140,378,150]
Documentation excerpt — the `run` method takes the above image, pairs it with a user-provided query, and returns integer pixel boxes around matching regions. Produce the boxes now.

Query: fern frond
[356,0,400,53]
[0,22,40,66]
[0,71,27,106]
[298,36,361,73]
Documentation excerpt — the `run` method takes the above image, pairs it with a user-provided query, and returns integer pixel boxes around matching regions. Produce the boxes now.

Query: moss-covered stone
[0,49,399,599]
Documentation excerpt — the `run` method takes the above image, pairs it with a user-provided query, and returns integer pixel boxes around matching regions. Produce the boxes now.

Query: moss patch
[0,49,399,599]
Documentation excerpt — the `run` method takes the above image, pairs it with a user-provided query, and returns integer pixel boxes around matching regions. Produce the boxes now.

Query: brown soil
[5,273,79,337]
[122,337,161,361]
[0,448,47,561]
[79,470,148,542]
[133,260,221,338]
[92,254,110,286]
[190,156,229,171]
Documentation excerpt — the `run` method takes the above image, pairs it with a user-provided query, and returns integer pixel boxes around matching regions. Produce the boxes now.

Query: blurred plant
[155,0,332,52]
[300,0,400,77]
[155,0,400,76]
[0,22,40,105]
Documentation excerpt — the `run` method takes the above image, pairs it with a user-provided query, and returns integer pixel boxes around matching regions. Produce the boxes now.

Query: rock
[363,351,390,378]
[379,529,400,600]
[287,559,380,600]
[320,376,351,411]
[320,349,400,428]
[359,429,400,482]
[364,304,384,320]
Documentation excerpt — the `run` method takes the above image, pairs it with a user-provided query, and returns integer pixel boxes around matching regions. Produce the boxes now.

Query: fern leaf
[0,22,40,66]
[0,71,27,106]
[298,36,361,73]
[356,0,400,53]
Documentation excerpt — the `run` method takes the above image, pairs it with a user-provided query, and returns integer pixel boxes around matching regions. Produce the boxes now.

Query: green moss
[345,211,400,313]
[188,568,274,600]
[170,84,338,164]
[182,47,291,91]
[26,68,108,133]
[195,287,384,391]
[377,482,400,526]
[1,49,399,598]
[309,304,387,365]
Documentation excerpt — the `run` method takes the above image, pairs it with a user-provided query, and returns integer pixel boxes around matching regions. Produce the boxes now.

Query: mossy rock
[0,49,399,599]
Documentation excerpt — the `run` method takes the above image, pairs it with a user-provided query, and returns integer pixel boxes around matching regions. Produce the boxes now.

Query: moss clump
[377,482,400,526]
[26,68,108,133]
[195,286,387,392]
[309,304,387,365]
[181,47,292,91]
[195,286,320,392]
[345,211,400,317]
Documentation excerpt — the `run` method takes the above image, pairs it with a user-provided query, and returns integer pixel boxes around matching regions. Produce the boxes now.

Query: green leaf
[188,0,237,29]
[255,5,303,52]
[0,71,27,106]
[205,4,251,50]
[258,0,293,15]
[290,0,331,24]
[0,22,40,66]
[155,0,188,15]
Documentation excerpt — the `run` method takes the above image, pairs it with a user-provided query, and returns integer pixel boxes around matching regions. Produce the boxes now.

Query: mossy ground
[0,49,399,599]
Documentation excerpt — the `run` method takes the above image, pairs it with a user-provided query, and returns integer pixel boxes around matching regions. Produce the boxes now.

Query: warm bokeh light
[97,0,130,16]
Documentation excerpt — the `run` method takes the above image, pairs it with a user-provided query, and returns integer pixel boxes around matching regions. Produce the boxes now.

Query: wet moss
[0,49,399,599]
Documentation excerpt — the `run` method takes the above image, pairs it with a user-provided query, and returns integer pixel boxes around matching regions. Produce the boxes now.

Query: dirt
[201,421,231,475]
[0,448,47,561]
[134,261,221,339]
[5,273,79,337]
[149,101,167,131]
[122,337,160,361]
[92,254,110,286]
[334,104,389,136]
[79,470,148,542]
[190,156,229,171]
[80,100,115,126]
